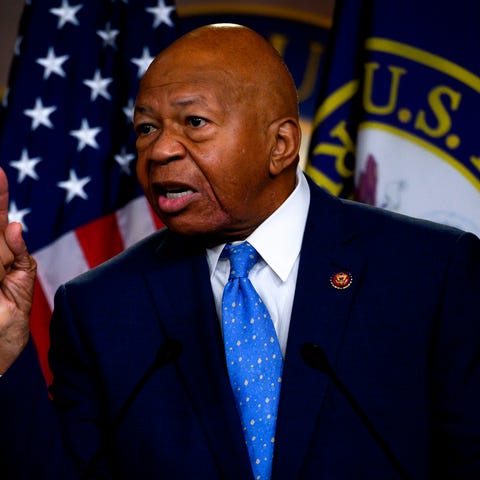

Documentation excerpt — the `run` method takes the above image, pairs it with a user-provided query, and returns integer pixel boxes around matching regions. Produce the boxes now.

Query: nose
[150,126,186,164]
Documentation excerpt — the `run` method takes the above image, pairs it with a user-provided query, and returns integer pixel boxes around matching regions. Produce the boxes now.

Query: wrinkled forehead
[138,60,247,106]
[142,63,235,87]
[135,81,226,115]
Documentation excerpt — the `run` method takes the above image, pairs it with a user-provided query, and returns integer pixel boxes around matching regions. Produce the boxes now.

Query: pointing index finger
[0,168,9,231]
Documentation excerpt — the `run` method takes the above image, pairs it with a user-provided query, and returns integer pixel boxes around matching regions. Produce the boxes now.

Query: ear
[269,118,301,176]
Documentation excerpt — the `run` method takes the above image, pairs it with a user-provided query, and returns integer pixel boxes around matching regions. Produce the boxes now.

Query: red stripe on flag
[30,279,53,386]
[75,213,124,268]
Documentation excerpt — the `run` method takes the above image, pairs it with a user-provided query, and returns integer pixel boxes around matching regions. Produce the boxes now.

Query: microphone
[301,342,409,480]
[83,339,182,478]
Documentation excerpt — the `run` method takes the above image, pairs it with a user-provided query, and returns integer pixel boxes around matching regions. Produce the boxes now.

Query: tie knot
[222,242,259,278]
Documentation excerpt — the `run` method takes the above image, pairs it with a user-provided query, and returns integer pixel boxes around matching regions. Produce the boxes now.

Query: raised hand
[0,168,37,373]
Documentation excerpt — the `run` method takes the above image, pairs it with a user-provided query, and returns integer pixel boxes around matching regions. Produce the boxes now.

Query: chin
[168,222,236,247]
[163,218,218,236]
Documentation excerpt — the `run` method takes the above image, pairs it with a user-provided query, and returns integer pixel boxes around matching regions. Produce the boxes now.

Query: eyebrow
[134,105,151,115]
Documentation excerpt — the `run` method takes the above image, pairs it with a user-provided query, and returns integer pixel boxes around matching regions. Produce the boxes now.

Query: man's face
[134,63,277,243]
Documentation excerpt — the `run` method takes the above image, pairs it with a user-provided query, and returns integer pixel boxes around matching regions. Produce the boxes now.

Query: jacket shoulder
[65,228,168,288]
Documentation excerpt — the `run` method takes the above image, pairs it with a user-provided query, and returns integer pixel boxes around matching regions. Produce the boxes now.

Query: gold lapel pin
[330,271,353,290]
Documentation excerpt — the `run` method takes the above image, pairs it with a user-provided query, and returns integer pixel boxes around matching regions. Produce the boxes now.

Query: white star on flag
[97,22,120,49]
[57,169,91,203]
[49,0,83,29]
[9,149,42,183]
[23,98,57,130]
[114,147,136,175]
[69,118,102,151]
[123,98,135,123]
[131,47,155,78]
[83,69,113,101]
[146,0,175,28]
[8,201,31,231]
[36,47,69,79]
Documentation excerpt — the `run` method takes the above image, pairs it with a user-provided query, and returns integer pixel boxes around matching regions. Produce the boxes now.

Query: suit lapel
[143,233,253,479]
[273,182,365,479]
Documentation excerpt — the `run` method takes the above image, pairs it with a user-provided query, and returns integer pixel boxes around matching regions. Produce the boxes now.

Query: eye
[187,116,207,128]
[134,123,156,136]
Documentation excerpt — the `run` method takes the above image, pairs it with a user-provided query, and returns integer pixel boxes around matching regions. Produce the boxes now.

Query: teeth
[165,189,194,199]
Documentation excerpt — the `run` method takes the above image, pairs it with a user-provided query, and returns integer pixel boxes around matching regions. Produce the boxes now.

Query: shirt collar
[206,167,310,282]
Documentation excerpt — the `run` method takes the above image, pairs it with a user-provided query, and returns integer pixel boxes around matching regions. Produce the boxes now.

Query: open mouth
[153,181,196,197]
[164,188,195,199]
[153,182,199,213]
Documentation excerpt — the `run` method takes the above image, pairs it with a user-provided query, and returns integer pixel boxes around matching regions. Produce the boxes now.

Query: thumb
[0,168,9,231]
[5,222,35,272]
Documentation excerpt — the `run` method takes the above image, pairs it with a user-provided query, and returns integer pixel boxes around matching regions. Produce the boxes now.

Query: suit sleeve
[0,284,110,479]
[431,231,480,478]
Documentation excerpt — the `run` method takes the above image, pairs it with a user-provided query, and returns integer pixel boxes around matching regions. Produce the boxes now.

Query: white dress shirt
[206,168,310,356]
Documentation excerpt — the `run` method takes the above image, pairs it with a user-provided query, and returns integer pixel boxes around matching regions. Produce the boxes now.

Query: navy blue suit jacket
[1,179,480,479]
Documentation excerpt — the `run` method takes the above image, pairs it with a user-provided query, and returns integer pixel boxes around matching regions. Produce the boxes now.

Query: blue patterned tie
[221,242,283,480]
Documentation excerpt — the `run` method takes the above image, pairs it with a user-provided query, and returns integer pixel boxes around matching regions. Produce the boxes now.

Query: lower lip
[156,191,199,214]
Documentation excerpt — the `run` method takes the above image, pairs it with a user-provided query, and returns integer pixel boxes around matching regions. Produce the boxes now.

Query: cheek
[204,179,252,222]
[201,167,241,210]
[200,143,251,185]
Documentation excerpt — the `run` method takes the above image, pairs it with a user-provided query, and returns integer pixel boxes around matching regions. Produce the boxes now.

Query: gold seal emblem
[330,271,353,290]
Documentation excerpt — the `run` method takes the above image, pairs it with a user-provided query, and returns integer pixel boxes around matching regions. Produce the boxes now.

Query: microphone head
[301,342,332,375]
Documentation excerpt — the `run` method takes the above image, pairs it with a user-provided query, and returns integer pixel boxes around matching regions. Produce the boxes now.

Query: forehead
[137,67,239,111]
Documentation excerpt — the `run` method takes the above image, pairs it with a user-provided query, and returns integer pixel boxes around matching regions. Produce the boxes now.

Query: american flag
[0,0,179,384]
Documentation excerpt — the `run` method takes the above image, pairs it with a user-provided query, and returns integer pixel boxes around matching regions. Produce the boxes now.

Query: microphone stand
[301,342,409,480]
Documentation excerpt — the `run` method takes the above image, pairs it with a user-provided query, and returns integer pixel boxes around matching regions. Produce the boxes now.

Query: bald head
[143,24,299,122]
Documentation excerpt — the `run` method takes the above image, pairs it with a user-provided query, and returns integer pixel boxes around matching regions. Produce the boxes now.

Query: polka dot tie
[221,242,283,480]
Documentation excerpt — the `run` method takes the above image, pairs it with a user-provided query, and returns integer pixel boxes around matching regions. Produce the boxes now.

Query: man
[0,23,479,479]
